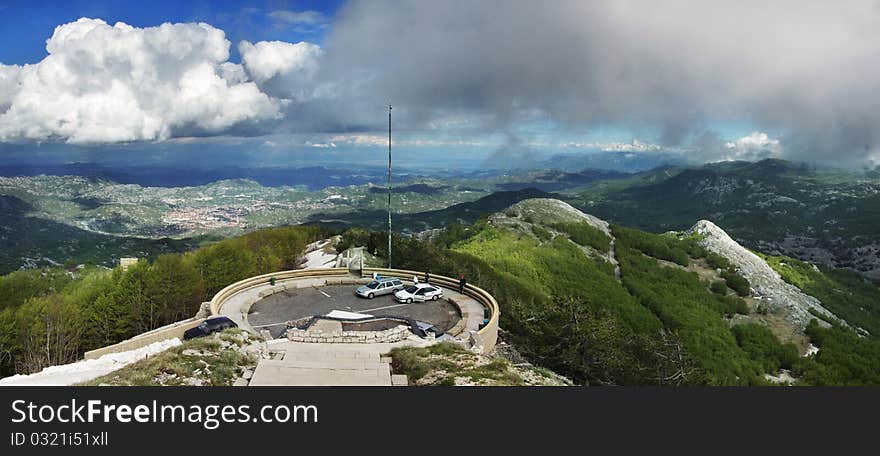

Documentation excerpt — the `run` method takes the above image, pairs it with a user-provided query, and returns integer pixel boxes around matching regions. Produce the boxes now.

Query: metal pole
[387,105,392,269]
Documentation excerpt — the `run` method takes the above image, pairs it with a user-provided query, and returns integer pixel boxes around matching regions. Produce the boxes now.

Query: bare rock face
[194,302,212,319]
[687,220,841,329]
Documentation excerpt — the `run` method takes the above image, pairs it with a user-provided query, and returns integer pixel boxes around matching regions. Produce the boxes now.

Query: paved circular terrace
[209,268,499,385]
[249,284,462,338]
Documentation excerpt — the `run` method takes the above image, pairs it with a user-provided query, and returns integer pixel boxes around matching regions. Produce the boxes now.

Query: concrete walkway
[441,289,486,340]
[249,339,427,386]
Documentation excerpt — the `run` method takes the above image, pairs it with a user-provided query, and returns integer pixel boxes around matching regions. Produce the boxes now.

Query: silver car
[355,277,404,299]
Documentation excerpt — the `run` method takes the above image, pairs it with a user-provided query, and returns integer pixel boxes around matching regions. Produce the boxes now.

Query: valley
[3,159,880,282]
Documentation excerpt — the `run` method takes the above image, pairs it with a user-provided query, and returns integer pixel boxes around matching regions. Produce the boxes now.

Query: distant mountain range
[307,188,556,232]
[0,163,391,190]
[571,159,880,279]
[3,157,880,280]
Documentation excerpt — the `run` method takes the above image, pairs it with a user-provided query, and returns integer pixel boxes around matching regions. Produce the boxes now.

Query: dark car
[183,316,237,340]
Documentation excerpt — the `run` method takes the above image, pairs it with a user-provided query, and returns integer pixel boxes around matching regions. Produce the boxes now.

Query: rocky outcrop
[498,198,611,235]
[492,198,620,275]
[687,220,841,329]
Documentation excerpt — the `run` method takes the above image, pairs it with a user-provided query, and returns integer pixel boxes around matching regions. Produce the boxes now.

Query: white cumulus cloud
[239,40,322,83]
[0,18,281,144]
[238,40,324,104]
[722,132,782,161]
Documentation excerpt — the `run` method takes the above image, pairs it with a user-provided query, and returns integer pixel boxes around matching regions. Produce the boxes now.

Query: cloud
[268,10,326,26]
[267,10,329,36]
[238,40,322,88]
[723,132,782,160]
[0,64,21,112]
[318,0,880,165]
[6,3,880,167]
[562,139,663,153]
[0,18,281,144]
[682,131,782,163]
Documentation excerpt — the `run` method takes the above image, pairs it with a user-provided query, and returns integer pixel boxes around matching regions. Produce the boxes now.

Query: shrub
[732,323,799,372]
[531,225,552,242]
[705,252,732,271]
[721,271,751,296]
[710,280,728,295]
[550,222,612,252]
[797,319,880,385]
[612,225,689,266]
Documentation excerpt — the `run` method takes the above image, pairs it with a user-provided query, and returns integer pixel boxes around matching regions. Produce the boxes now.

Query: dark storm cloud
[313,0,880,165]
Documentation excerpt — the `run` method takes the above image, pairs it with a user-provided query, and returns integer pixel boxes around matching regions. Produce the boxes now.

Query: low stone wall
[445,297,468,337]
[257,284,290,298]
[286,325,412,344]
[84,317,204,360]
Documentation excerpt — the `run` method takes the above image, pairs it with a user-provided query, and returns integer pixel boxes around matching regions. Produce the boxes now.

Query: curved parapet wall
[209,268,350,316]
[362,268,500,352]
[209,267,500,352]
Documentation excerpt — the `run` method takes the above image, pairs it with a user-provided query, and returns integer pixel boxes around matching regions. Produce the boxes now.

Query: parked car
[394,284,443,303]
[355,277,405,299]
[416,321,446,338]
[183,316,237,340]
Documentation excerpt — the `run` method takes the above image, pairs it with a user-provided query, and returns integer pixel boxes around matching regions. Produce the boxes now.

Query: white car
[394,284,443,303]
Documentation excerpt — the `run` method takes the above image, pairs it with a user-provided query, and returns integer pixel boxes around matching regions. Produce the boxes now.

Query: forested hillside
[341,199,880,385]
[3,197,878,385]
[0,226,323,377]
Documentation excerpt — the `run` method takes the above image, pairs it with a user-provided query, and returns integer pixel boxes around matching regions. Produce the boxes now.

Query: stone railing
[286,325,411,344]
[361,268,500,352]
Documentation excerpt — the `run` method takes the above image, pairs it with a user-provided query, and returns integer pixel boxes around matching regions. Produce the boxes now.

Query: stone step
[249,363,391,386]
[265,359,389,371]
[282,351,380,361]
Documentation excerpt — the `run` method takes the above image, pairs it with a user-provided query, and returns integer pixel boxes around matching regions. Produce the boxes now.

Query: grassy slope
[80,329,258,386]
[449,216,777,385]
[390,342,570,386]
[453,228,657,332]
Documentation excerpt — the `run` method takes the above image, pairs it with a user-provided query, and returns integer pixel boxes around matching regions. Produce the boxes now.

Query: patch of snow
[0,338,181,386]
[302,239,338,269]
[325,310,374,320]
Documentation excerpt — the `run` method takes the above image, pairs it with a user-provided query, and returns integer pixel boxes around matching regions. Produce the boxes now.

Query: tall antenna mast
[387,104,392,269]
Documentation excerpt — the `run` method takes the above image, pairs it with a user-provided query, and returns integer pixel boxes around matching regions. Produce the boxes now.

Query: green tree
[145,254,205,323]
[194,241,256,299]
[15,294,84,374]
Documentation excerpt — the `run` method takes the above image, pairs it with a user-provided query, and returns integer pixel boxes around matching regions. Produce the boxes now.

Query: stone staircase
[248,342,409,386]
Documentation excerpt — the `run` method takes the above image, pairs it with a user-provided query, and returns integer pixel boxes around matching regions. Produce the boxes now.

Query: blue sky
[0,0,343,64]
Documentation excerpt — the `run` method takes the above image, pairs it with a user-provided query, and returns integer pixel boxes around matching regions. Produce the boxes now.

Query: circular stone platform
[248,284,462,339]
